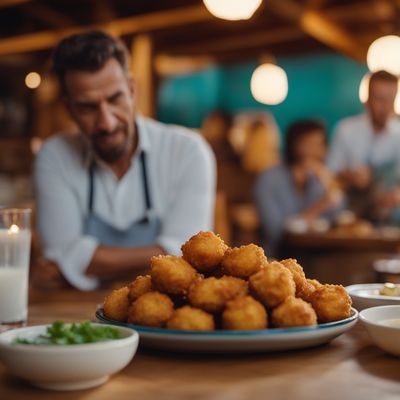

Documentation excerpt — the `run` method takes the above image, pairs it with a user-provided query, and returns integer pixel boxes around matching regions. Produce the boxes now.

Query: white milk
[0,229,31,323]
[0,267,28,322]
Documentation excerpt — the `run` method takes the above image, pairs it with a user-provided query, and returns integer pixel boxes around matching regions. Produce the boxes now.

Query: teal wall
[157,52,369,140]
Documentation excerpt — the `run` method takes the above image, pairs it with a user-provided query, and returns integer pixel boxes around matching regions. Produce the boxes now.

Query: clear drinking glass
[0,208,31,332]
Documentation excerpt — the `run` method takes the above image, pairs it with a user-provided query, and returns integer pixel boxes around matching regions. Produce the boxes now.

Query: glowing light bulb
[203,0,262,21]
[358,73,370,104]
[25,72,41,89]
[8,224,19,234]
[367,35,400,75]
[250,63,288,105]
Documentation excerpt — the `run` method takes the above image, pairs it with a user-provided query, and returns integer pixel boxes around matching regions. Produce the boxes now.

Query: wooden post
[130,34,154,118]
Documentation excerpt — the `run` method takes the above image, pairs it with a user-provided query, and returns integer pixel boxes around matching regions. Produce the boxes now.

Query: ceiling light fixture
[203,0,262,21]
[250,63,288,105]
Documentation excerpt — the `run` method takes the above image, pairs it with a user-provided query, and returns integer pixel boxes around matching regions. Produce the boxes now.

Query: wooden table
[1,290,400,400]
[283,231,400,286]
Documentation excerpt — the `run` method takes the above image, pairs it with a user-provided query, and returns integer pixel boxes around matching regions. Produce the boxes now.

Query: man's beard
[92,126,131,163]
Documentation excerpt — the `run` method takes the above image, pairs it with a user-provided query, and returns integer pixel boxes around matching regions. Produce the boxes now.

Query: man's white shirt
[327,112,400,173]
[34,116,216,290]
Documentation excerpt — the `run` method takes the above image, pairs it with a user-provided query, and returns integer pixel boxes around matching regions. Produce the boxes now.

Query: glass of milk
[0,208,31,332]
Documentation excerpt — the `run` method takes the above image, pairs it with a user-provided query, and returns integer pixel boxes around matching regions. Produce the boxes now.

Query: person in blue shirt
[254,120,344,257]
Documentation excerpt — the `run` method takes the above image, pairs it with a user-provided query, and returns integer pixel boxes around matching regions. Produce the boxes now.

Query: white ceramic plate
[0,323,139,391]
[346,284,400,311]
[96,308,358,353]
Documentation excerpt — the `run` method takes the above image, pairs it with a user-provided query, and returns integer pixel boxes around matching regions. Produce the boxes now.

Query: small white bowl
[0,323,139,391]
[346,283,400,311]
[360,305,400,357]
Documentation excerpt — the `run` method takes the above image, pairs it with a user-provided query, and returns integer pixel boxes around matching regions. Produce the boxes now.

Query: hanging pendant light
[358,73,370,104]
[203,0,262,21]
[250,63,288,105]
[366,35,400,75]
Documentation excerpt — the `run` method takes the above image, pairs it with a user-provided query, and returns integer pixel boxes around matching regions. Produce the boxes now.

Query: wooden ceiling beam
[300,11,366,61]
[22,4,75,28]
[0,4,213,56]
[265,0,368,62]
[167,26,304,56]
[0,0,30,8]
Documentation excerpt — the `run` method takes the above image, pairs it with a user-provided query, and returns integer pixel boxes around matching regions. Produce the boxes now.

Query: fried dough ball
[128,275,153,302]
[181,231,228,273]
[188,277,245,313]
[222,296,267,330]
[308,279,323,290]
[166,306,215,331]
[103,286,130,322]
[296,278,323,303]
[280,258,307,293]
[249,261,296,308]
[128,291,174,327]
[219,275,248,297]
[310,284,352,323]
[271,296,317,328]
[150,255,199,297]
[296,281,315,303]
[222,244,267,279]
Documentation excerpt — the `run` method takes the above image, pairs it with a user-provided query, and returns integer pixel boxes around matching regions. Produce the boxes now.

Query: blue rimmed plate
[96,308,358,353]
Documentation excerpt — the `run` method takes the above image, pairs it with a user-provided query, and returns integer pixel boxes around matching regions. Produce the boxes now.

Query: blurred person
[255,120,344,256]
[327,70,400,221]
[34,31,215,290]
[240,113,280,174]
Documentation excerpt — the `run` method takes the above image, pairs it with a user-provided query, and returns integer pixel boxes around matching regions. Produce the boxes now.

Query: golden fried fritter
[222,296,267,330]
[103,286,130,322]
[296,278,323,303]
[280,258,307,293]
[271,296,317,328]
[310,284,352,323]
[308,279,323,290]
[222,244,267,279]
[188,276,245,313]
[181,231,228,274]
[219,275,248,297]
[296,278,322,302]
[128,275,153,302]
[296,281,315,303]
[150,255,199,297]
[249,261,296,308]
[128,291,174,327]
[166,306,215,331]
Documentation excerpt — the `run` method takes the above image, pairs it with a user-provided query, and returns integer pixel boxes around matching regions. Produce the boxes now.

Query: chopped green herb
[14,321,121,345]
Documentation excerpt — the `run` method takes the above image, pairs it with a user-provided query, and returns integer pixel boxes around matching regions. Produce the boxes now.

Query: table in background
[283,231,400,286]
[0,289,399,400]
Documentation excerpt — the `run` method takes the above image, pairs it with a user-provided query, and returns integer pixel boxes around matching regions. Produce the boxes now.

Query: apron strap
[88,161,95,212]
[87,151,152,213]
[140,151,152,210]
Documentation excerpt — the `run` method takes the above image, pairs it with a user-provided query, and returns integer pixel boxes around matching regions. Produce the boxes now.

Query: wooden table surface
[285,231,400,251]
[1,290,400,400]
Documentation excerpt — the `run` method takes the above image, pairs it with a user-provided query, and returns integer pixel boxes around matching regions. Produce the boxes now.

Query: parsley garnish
[14,321,121,345]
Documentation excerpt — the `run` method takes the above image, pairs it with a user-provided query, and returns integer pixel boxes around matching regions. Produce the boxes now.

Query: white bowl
[359,305,400,357]
[346,284,400,311]
[0,323,139,391]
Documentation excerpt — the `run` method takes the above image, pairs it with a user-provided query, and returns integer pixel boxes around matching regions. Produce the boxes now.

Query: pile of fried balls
[103,231,352,331]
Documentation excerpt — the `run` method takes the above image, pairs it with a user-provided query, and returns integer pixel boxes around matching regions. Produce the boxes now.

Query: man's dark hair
[369,70,398,91]
[52,30,130,94]
[284,119,326,165]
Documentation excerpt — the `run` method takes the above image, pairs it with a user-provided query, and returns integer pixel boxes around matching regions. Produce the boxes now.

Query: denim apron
[84,152,161,247]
